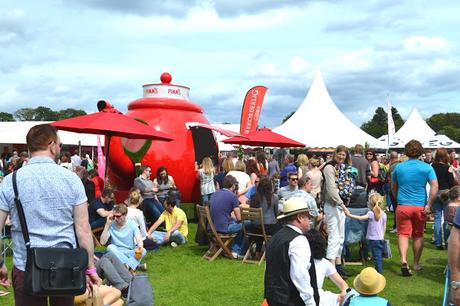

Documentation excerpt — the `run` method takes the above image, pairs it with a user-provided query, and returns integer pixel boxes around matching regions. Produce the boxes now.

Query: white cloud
[403,36,450,54]
[290,56,312,75]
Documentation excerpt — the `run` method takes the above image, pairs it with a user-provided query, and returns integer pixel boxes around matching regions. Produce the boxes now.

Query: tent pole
[104,135,112,183]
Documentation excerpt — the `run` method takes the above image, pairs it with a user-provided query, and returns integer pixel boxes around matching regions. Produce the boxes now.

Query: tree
[14,108,36,121]
[57,108,87,120]
[282,111,295,124]
[360,106,406,138]
[427,112,460,143]
[33,106,58,121]
[0,112,15,122]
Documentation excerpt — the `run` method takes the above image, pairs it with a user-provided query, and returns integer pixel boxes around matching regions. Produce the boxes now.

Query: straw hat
[277,198,312,220]
[353,267,386,295]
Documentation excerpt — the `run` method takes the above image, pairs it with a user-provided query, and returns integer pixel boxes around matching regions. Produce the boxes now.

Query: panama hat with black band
[277,198,313,220]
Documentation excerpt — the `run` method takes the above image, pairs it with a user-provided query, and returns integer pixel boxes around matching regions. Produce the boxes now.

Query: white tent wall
[273,70,377,148]
[0,121,103,146]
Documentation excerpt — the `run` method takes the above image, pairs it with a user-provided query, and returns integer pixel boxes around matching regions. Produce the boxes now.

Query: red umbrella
[222,127,305,148]
[51,111,173,179]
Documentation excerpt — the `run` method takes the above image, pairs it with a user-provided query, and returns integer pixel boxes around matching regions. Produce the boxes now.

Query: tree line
[0,107,86,122]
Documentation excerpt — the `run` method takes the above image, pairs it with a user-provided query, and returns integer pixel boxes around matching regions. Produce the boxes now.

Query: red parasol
[222,127,305,148]
[51,111,173,179]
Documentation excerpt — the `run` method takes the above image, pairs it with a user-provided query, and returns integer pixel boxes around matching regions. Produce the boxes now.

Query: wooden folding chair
[240,207,271,265]
[92,226,104,247]
[196,205,236,261]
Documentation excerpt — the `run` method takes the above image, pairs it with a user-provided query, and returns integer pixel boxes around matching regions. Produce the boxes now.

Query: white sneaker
[390,228,397,234]
[170,242,178,248]
[231,251,238,259]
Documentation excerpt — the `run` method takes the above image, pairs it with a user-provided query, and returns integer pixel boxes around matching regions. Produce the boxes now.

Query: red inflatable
[108,73,218,203]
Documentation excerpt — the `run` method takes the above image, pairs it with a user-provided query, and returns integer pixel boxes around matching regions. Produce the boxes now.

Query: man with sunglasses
[0,124,101,306]
[278,172,299,203]
[88,188,115,230]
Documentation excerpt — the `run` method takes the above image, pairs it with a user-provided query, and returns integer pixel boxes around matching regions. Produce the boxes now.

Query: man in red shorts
[391,140,438,276]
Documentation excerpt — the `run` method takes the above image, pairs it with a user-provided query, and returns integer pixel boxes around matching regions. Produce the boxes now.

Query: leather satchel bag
[13,171,88,296]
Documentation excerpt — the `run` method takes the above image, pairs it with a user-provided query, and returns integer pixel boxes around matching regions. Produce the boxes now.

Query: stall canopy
[223,127,305,148]
[394,107,436,144]
[371,135,405,150]
[273,70,376,148]
[0,121,103,146]
[423,134,460,149]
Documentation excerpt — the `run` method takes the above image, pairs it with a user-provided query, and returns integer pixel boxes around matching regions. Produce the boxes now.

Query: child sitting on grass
[343,193,387,273]
[343,267,391,306]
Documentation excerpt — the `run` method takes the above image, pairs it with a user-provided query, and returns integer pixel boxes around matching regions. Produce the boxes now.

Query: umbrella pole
[104,135,112,183]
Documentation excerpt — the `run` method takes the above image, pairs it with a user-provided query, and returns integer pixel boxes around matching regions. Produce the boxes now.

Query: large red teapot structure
[107,73,218,202]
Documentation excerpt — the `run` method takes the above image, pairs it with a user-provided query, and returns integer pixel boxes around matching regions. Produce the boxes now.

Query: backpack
[336,163,357,203]
[126,274,154,306]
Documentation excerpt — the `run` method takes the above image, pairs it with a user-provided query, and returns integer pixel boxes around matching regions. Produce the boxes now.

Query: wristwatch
[451,281,460,289]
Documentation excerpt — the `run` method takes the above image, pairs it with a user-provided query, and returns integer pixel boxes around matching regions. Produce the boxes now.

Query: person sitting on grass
[147,192,188,247]
[343,193,387,273]
[343,267,391,306]
[100,204,147,272]
[74,285,123,306]
[305,229,350,306]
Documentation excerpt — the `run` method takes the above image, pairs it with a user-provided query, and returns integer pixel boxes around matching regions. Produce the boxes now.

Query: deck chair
[241,207,271,265]
[196,205,236,261]
[92,226,104,247]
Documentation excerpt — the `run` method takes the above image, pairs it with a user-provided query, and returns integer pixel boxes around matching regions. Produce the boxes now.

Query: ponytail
[369,193,383,221]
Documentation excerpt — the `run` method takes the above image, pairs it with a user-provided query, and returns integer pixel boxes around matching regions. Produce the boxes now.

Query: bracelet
[85,267,97,276]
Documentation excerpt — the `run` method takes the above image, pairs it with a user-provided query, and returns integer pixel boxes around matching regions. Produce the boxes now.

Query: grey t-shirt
[133,176,155,199]
[0,156,87,271]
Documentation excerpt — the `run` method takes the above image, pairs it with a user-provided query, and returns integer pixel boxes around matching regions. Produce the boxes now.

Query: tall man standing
[265,198,318,306]
[0,124,101,305]
[392,140,438,276]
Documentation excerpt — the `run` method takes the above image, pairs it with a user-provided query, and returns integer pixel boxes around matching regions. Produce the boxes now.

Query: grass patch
[2,214,447,305]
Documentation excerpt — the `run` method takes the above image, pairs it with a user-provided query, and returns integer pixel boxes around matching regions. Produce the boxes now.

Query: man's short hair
[26,124,58,153]
[140,165,151,173]
[165,191,178,207]
[222,175,238,189]
[113,204,128,215]
[298,177,311,189]
[101,188,114,198]
[286,154,294,163]
[354,144,364,155]
[405,140,424,158]
[287,172,298,179]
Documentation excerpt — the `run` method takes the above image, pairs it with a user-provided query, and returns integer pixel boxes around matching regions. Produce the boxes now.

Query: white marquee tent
[273,70,376,147]
[423,134,460,149]
[393,108,436,144]
[0,121,103,146]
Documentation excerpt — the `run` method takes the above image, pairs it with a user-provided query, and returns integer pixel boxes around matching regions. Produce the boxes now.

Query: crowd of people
[1,123,460,305]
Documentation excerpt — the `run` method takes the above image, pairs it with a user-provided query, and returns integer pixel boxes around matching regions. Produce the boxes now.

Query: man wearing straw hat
[264,198,319,306]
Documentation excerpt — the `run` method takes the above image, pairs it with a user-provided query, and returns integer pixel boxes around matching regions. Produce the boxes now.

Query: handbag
[12,171,88,296]
[126,274,154,306]
[383,239,392,259]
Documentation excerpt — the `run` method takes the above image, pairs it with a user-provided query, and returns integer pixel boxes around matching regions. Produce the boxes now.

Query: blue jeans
[151,230,186,245]
[433,195,450,246]
[201,193,214,205]
[143,198,164,223]
[106,244,147,271]
[368,239,384,273]
[227,221,247,255]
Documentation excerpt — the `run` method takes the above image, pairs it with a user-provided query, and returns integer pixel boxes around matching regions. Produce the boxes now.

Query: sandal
[413,264,423,272]
[401,263,412,277]
[0,290,10,297]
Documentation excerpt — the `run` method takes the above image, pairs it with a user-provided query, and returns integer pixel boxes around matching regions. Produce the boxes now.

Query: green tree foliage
[0,112,15,122]
[56,108,86,120]
[282,111,295,124]
[360,106,405,138]
[14,107,86,121]
[427,113,460,142]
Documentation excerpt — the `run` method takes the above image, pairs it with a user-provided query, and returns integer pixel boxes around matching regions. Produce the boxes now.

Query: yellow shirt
[158,207,188,239]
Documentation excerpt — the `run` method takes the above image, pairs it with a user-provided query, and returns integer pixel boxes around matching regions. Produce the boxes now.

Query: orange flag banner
[239,86,268,135]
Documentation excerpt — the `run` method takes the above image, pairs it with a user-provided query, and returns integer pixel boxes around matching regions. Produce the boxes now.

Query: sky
[1,0,460,128]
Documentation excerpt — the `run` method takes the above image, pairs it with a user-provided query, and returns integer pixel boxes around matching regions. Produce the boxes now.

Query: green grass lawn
[2,215,448,306]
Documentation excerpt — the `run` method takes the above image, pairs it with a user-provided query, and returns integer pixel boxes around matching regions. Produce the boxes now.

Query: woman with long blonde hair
[343,193,387,273]
[197,157,216,204]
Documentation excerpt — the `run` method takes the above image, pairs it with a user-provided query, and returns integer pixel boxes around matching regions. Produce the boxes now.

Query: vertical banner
[239,86,268,135]
[97,135,106,181]
[387,95,395,148]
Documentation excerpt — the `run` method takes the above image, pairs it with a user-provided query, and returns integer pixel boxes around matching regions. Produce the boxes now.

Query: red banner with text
[239,86,268,135]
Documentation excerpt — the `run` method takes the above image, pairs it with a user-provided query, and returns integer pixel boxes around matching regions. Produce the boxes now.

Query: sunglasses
[49,141,63,149]
[290,178,298,181]
[366,153,374,156]
[113,214,125,219]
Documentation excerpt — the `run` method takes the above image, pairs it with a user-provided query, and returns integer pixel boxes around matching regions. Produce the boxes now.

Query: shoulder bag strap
[12,171,31,249]
[308,256,320,306]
